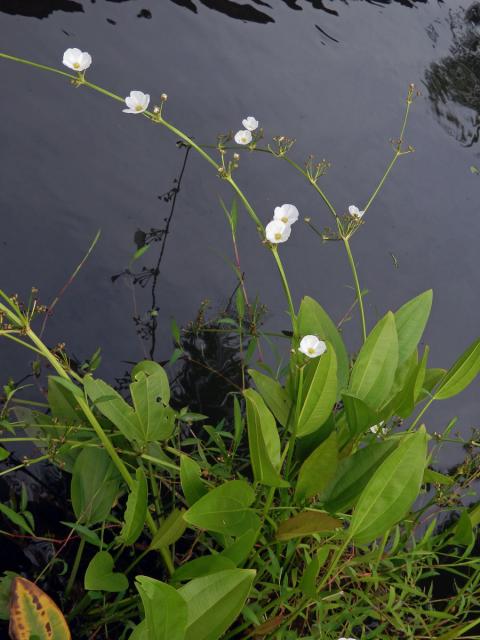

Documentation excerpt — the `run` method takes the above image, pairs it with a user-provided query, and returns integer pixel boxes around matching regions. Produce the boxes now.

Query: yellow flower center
[135,104,143,112]
[281,216,288,223]
[308,347,315,354]
[274,232,282,241]
[73,62,80,69]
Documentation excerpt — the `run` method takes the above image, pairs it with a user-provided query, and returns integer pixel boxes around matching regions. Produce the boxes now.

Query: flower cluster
[265,204,299,244]
[234,116,259,145]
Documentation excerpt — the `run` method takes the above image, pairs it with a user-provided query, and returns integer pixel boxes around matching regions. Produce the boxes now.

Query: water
[0,0,479,469]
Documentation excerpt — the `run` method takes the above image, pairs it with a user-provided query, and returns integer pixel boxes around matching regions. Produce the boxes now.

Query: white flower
[234,130,252,145]
[273,204,299,225]
[123,91,150,114]
[348,205,365,219]
[242,116,259,131]
[265,219,291,244]
[299,335,327,358]
[338,637,358,640]
[62,48,92,72]
[370,422,387,435]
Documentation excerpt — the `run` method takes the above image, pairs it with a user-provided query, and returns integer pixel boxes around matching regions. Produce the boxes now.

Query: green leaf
[349,427,428,544]
[321,439,398,513]
[451,511,474,547]
[71,448,121,525]
[84,376,140,441]
[423,468,454,486]
[135,576,187,640]
[297,296,349,391]
[248,369,291,427]
[180,455,208,506]
[84,551,128,592]
[394,290,432,365]
[61,522,102,547]
[130,372,175,442]
[183,480,260,536]
[276,511,342,541]
[0,503,34,535]
[150,509,187,550]
[221,528,258,566]
[173,556,236,582]
[419,368,446,400]
[178,569,255,640]
[48,377,83,423]
[341,392,378,439]
[244,389,286,488]
[435,619,480,640]
[297,347,337,437]
[118,467,148,545]
[0,571,17,620]
[295,432,338,501]
[299,546,332,598]
[434,338,480,400]
[0,447,9,461]
[131,361,170,404]
[349,312,399,409]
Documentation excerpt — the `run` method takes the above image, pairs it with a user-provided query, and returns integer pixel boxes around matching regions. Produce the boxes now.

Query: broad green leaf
[276,511,342,540]
[299,546,333,598]
[135,576,187,640]
[178,569,255,640]
[341,392,378,439]
[0,503,34,535]
[131,361,170,404]
[451,511,474,546]
[183,480,260,536]
[349,312,399,409]
[295,432,338,501]
[394,290,432,364]
[48,376,83,423]
[173,556,236,582]
[9,577,71,640]
[248,369,291,427]
[434,338,480,400]
[71,448,121,525]
[130,372,176,442]
[150,509,187,550]
[297,346,337,437]
[244,389,286,487]
[321,439,398,513]
[118,467,148,545]
[469,503,480,528]
[423,468,454,486]
[394,347,428,419]
[180,455,208,506]
[221,528,258,566]
[417,367,446,401]
[297,296,349,391]
[349,427,428,544]
[84,376,140,441]
[84,551,128,592]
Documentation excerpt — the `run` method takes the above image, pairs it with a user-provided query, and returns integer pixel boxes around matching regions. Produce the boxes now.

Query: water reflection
[0,0,83,18]
[425,3,480,147]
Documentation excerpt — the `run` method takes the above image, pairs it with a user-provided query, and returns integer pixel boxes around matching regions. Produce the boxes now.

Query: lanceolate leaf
[118,467,148,546]
[183,480,260,536]
[297,347,337,437]
[180,455,208,506]
[84,376,140,441]
[178,569,255,640]
[341,392,378,439]
[172,556,236,582]
[244,389,286,487]
[297,296,349,391]
[295,432,338,501]
[9,577,71,640]
[349,427,428,544]
[248,369,291,427]
[135,576,187,640]
[434,338,480,400]
[349,312,399,409]
[276,511,342,541]
[394,290,432,365]
[150,509,187,550]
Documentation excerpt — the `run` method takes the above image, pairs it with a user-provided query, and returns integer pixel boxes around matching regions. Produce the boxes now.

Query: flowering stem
[342,236,367,343]
[270,247,297,337]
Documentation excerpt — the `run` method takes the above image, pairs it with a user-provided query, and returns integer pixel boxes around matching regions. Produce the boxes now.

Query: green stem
[285,367,303,478]
[271,247,297,337]
[342,236,367,343]
[66,536,86,597]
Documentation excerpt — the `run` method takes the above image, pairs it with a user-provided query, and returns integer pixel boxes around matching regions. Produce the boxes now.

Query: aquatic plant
[0,48,479,639]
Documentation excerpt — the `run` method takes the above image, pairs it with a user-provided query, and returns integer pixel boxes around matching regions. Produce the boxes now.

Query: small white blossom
[348,205,365,219]
[370,422,387,435]
[265,219,291,244]
[123,91,150,114]
[242,116,259,131]
[62,48,92,72]
[234,130,252,145]
[273,204,299,225]
[299,335,327,358]
[338,637,358,640]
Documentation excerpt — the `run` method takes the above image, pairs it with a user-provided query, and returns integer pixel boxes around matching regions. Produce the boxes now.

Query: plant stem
[342,236,367,343]
[66,536,86,597]
[271,247,297,337]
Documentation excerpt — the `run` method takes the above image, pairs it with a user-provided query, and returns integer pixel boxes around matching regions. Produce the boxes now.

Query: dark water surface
[1,0,479,468]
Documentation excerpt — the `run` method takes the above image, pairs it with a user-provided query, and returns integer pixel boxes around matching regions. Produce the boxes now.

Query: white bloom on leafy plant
[265,219,291,244]
[234,130,252,145]
[370,422,387,435]
[274,204,299,225]
[62,48,92,72]
[242,116,259,131]
[348,205,364,219]
[338,637,358,640]
[123,91,150,114]
[299,335,327,358]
